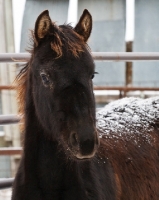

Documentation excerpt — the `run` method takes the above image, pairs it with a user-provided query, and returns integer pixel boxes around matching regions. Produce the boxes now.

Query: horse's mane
[15,62,30,128]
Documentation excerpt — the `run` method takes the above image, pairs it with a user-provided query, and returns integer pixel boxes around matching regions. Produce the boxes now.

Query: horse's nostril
[70,132,79,147]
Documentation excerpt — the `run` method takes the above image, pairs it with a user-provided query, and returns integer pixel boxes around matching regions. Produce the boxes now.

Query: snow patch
[96,97,159,145]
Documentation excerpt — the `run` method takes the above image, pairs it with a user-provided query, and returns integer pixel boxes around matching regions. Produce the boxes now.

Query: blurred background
[0,0,159,198]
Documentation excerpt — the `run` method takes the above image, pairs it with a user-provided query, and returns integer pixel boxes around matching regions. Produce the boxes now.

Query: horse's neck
[23,103,59,155]
[23,100,63,175]
[22,84,58,165]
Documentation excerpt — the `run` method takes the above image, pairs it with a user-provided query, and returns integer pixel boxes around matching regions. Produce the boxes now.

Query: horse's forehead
[32,59,90,80]
[34,49,93,71]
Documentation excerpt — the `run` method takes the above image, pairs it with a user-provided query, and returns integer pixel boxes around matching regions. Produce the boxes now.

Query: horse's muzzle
[69,129,99,159]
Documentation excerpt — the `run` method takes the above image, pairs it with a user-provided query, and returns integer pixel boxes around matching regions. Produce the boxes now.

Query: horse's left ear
[34,10,52,45]
[74,9,92,42]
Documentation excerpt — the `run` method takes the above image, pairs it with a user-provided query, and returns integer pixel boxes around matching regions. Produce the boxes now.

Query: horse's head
[28,10,99,159]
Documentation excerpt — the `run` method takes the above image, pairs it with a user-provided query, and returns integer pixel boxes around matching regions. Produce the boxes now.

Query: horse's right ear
[34,10,52,46]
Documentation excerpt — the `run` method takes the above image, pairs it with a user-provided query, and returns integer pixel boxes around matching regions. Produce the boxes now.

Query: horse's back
[97,97,159,199]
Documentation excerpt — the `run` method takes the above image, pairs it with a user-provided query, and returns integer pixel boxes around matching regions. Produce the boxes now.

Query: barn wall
[133,0,159,86]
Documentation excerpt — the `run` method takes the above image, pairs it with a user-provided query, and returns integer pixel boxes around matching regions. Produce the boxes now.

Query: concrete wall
[133,0,159,86]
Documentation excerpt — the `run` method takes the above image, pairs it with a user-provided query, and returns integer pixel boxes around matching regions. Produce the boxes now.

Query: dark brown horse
[12,9,159,200]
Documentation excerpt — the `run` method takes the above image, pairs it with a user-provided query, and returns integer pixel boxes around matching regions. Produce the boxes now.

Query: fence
[0,52,159,62]
[1,53,159,91]
[0,52,159,189]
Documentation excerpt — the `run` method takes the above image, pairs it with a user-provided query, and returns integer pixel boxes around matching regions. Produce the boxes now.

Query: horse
[11,9,159,200]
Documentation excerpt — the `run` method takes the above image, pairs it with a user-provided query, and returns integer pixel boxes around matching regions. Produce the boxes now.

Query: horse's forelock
[50,25,87,59]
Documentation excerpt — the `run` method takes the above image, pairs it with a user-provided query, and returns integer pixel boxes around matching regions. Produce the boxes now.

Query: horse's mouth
[67,140,99,160]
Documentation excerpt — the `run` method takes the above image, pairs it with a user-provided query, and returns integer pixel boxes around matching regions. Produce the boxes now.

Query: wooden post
[125,41,133,96]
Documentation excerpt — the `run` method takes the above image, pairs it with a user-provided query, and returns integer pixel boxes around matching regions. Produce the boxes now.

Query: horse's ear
[74,9,92,42]
[34,10,52,45]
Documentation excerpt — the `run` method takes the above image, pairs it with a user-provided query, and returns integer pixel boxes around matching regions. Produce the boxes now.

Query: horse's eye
[91,72,98,79]
[91,74,95,79]
[40,73,50,87]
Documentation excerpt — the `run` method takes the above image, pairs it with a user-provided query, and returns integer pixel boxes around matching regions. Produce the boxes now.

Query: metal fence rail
[1,85,159,92]
[0,147,22,155]
[0,178,14,189]
[0,52,159,62]
[0,115,21,125]
[93,52,159,61]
